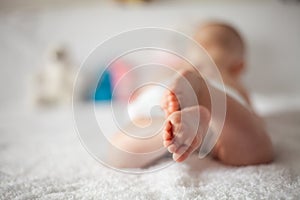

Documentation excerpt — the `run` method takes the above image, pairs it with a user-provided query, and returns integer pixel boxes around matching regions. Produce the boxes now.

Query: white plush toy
[31,44,78,106]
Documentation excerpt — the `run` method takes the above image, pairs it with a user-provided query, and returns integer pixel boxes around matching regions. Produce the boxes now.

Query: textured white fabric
[1,104,300,199]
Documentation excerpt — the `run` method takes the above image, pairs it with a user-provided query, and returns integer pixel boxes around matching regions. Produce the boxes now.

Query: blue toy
[94,70,113,101]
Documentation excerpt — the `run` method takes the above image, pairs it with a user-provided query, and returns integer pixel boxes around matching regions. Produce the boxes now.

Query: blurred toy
[109,59,133,102]
[94,69,113,101]
[93,59,133,102]
[31,44,77,106]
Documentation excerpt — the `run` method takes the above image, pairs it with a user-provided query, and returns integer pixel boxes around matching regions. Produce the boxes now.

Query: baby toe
[167,91,175,100]
[163,140,173,147]
[163,131,173,141]
[169,112,181,125]
[173,145,192,162]
[167,144,177,153]
[164,121,172,131]
[167,106,176,114]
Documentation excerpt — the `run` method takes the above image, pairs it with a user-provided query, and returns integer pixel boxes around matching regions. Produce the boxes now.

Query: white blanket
[1,104,300,199]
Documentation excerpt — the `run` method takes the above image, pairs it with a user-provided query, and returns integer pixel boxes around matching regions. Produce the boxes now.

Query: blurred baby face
[194,24,244,73]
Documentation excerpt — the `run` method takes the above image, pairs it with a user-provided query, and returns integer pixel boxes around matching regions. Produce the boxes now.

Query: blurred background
[0,0,300,199]
[0,0,300,112]
[1,2,300,197]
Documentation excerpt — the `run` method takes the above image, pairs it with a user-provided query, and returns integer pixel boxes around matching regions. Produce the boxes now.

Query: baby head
[194,21,245,79]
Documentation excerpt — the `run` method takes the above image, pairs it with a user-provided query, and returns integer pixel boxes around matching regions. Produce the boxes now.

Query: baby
[110,21,273,168]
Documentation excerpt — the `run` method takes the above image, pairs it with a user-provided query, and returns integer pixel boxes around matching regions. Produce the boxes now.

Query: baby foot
[160,90,180,117]
[161,69,205,117]
[163,106,210,162]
